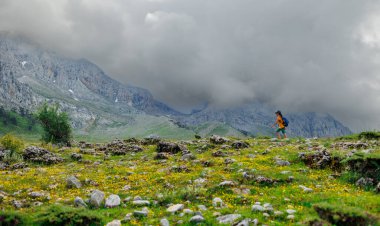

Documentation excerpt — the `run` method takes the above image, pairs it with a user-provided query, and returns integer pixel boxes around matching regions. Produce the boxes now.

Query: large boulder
[210,135,229,144]
[89,190,105,208]
[23,146,63,164]
[157,142,186,154]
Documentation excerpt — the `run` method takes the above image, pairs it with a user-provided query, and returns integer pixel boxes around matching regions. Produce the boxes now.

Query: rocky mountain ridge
[0,34,352,138]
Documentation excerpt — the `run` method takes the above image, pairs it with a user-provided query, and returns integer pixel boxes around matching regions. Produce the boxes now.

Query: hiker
[272,110,287,139]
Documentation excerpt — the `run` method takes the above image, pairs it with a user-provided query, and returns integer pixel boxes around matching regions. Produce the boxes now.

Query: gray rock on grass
[67,175,82,189]
[90,190,105,208]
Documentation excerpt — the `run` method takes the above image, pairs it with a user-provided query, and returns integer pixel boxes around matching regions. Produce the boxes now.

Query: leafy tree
[36,103,72,145]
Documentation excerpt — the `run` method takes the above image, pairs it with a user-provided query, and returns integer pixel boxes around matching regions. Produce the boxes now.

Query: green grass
[0,137,379,225]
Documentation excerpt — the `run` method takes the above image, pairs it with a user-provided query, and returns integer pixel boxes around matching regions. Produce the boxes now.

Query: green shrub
[0,134,24,160]
[358,131,380,140]
[34,205,103,226]
[0,211,27,226]
[36,103,72,146]
[0,134,24,152]
[313,203,378,226]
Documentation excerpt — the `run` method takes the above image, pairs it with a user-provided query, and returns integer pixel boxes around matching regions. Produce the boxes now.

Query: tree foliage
[36,103,72,145]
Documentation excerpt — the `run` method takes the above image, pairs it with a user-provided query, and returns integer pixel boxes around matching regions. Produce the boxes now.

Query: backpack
[282,117,289,127]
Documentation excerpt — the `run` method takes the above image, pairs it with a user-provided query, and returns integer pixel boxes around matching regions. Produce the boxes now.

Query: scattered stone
[160,218,170,226]
[375,182,380,193]
[299,185,313,193]
[90,190,105,208]
[286,209,296,214]
[235,218,250,226]
[210,135,229,144]
[181,153,196,161]
[105,194,121,208]
[252,204,265,212]
[66,175,82,189]
[132,200,150,206]
[274,211,284,216]
[190,215,205,223]
[74,197,87,208]
[219,180,236,187]
[10,162,28,170]
[255,176,274,184]
[276,159,291,166]
[167,204,184,213]
[263,213,270,217]
[157,141,186,154]
[355,177,374,188]
[171,165,191,173]
[70,153,82,161]
[231,141,249,149]
[287,215,295,220]
[29,191,44,198]
[106,220,121,226]
[133,208,149,217]
[12,200,23,209]
[198,205,207,211]
[212,150,227,157]
[216,214,242,224]
[252,218,259,226]
[23,146,63,164]
[33,201,43,207]
[224,158,236,164]
[212,197,223,208]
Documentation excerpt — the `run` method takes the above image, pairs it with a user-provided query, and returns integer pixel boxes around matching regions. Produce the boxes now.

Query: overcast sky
[1,0,380,131]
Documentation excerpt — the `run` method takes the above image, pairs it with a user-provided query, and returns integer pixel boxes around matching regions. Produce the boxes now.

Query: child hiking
[272,110,287,139]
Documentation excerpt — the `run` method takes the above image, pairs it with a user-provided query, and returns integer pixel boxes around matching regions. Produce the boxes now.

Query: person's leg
[276,128,281,139]
[283,130,287,139]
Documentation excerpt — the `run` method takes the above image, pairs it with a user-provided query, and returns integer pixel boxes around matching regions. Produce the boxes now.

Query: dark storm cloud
[1,0,380,131]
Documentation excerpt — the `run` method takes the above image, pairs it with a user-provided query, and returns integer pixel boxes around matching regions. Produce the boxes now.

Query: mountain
[175,103,352,137]
[0,33,351,138]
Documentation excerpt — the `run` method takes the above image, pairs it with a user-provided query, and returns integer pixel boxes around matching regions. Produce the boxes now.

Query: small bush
[36,103,72,146]
[314,203,378,226]
[34,204,103,226]
[358,131,380,140]
[0,134,24,153]
[0,211,27,226]
[0,134,24,160]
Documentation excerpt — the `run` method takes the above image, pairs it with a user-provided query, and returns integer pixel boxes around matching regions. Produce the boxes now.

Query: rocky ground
[0,135,379,225]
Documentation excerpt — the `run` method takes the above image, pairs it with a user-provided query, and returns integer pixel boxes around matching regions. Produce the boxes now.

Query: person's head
[275,110,282,117]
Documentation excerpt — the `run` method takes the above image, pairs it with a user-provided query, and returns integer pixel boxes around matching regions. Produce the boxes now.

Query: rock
[10,162,28,170]
[252,204,265,212]
[133,208,149,217]
[274,211,284,216]
[224,158,236,164]
[66,175,82,189]
[252,218,259,226]
[219,181,236,187]
[106,220,121,226]
[181,153,196,161]
[375,182,380,193]
[160,218,170,226]
[157,141,186,154]
[212,197,223,208]
[154,152,169,160]
[12,200,23,209]
[210,135,229,144]
[74,197,87,208]
[171,165,191,173]
[299,185,313,193]
[263,203,273,212]
[236,219,251,226]
[216,214,242,224]
[198,205,207,211]
[132,200,150,206]
[70,153,82,161]
[29,191,44,198]
[105,194,121,208]
[190,215,205,223]
[263,213,270,217]
[231,141,249,149]
[33,201,43,207]
[276,159,291,166]
[286,209,296,214]
[356,177,374,188]
[212,150,227,157]
[23,146,63,164]
[183,209,193,214]
[123,213,133,222]
[89,190,105,208]
[167,204,184,213]
[287,215,295,220]
[255,176,274,184]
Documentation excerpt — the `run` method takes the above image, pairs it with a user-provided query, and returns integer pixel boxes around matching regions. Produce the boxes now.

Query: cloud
[0,0,380,131]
